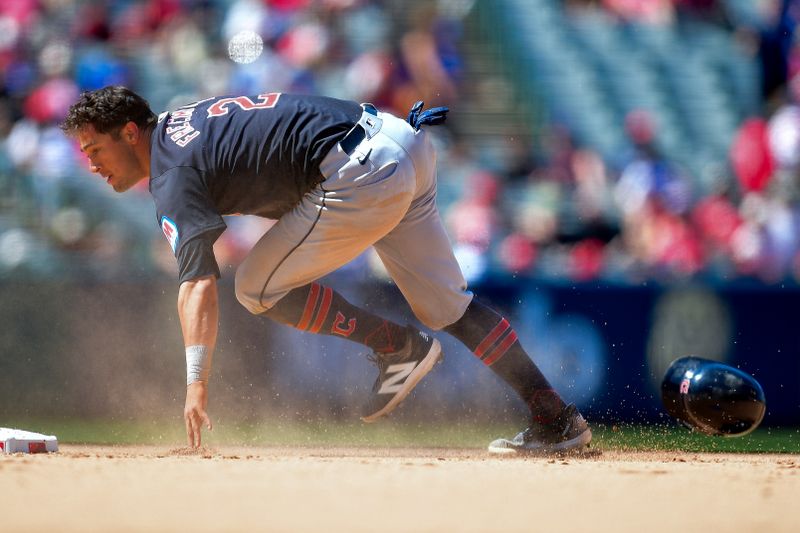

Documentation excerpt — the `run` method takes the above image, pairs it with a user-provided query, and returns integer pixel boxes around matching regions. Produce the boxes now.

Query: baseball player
[61,86,592,454]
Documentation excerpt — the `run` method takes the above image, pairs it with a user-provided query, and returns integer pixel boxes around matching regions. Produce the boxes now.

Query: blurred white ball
[227,30,263,64]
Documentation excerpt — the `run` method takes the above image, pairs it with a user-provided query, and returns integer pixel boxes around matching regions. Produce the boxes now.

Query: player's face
[77,123,145,193]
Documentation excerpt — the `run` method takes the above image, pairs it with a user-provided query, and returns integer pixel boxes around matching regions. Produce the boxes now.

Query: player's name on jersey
[165,107,200,147]
[162,97,215,148]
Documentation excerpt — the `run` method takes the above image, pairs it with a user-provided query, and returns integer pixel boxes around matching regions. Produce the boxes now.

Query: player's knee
[410,307,449,331]
[234,266,266,315]
[410,293,473,331]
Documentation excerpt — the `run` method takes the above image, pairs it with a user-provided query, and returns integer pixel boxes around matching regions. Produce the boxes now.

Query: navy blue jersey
[149,93,361,283]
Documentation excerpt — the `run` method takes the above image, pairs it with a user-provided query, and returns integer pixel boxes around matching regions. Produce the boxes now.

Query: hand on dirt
[184,381,212,448]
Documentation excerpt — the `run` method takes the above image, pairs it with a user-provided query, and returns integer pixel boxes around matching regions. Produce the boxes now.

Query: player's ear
[122,121,138,144]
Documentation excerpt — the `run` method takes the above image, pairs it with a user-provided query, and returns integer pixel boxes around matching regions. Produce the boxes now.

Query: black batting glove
[407,100,449,131]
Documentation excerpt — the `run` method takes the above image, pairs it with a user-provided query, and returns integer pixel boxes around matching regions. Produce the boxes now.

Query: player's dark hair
[61,86,157,137]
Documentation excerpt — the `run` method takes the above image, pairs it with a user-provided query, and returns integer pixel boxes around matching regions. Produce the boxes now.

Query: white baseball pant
[234,108,473,330]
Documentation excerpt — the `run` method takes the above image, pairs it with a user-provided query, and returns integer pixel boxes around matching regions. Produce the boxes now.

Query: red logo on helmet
[680,378,690,394]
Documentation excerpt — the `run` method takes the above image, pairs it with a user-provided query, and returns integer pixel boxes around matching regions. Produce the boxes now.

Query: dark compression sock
[443,298,567,423]
[265,283,408,354]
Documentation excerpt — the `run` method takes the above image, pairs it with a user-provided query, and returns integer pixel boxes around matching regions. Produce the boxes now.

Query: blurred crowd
[0,0,467,281]
[1,0,800,286]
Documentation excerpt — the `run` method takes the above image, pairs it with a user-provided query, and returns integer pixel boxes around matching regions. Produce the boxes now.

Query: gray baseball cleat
[488,404,592,455]
[361,328,442,423]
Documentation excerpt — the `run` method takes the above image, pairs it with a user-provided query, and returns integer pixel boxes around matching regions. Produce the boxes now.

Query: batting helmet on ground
[661,356,766,437]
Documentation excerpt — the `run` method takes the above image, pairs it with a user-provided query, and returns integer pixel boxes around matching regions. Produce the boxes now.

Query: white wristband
[186,345,212,385]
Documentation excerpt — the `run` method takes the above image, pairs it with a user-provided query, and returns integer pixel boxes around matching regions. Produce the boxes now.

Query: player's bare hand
[184,381,212,448]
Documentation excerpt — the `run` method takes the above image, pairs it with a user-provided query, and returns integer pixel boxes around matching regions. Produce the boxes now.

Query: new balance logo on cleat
[378,363,417,394]
[362,328,442,423]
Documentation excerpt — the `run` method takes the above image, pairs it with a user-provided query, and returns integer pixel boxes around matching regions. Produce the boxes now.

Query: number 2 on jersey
[207,93,281,117]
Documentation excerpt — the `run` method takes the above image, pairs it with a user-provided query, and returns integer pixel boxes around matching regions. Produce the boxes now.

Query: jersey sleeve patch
[161,215,179,253]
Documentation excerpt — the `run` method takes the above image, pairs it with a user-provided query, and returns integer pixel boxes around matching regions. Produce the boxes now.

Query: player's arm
[178,274,218,448]
[151,166,227,447]
[174,233,224,448]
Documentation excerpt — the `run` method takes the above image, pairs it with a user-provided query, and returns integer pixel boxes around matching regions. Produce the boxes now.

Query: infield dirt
[1,445,798,532]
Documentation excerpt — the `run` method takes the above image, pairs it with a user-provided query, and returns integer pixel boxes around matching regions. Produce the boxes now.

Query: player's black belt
[339,103,378,156]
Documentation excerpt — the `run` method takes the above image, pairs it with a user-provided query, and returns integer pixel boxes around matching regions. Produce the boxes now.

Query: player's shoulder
[151,102,208,173]
[149,165,204,199]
